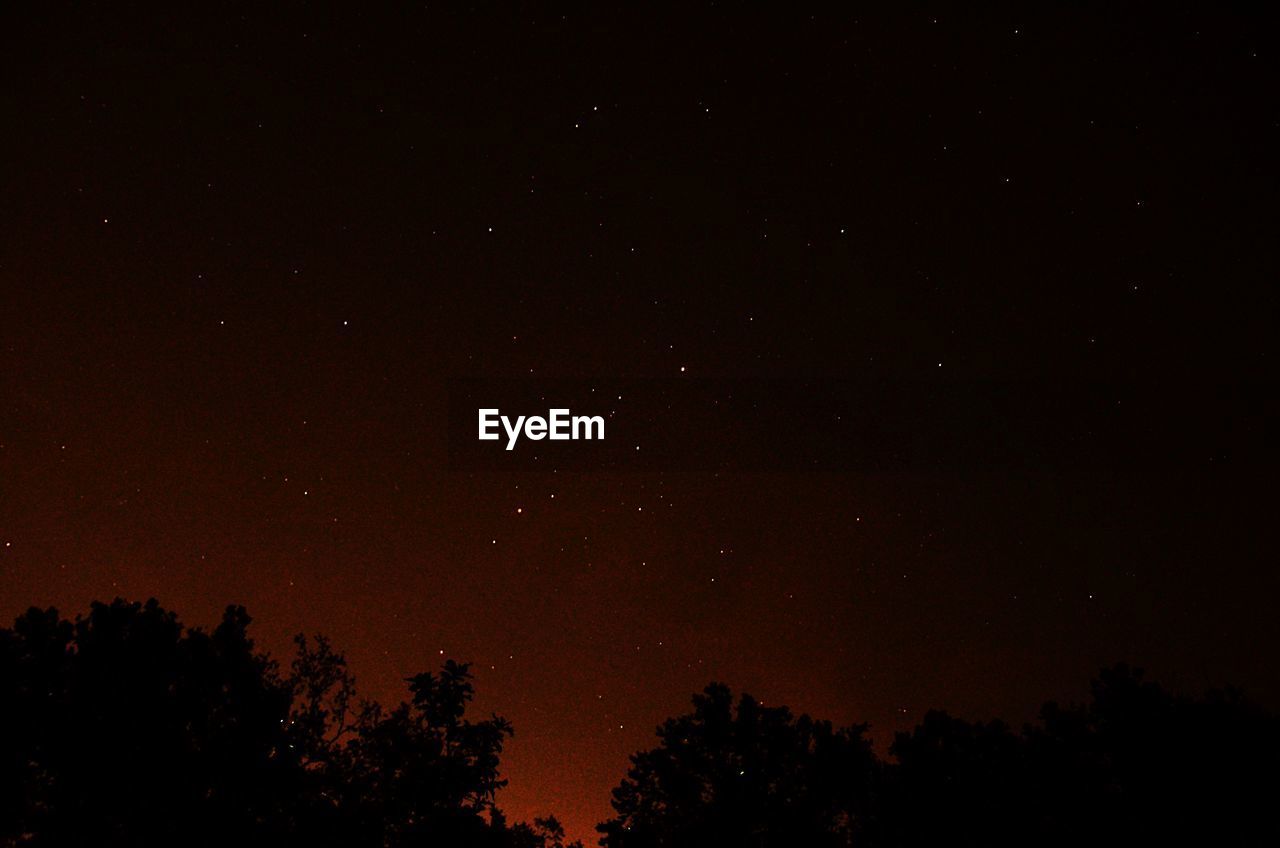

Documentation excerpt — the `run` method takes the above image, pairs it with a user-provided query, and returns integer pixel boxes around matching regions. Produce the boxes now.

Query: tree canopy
[0,599,577,848]
[3,599,1277,847]
[599,667,1280,847]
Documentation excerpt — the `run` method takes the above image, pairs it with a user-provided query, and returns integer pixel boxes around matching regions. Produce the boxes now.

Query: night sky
[2,5,1277,842]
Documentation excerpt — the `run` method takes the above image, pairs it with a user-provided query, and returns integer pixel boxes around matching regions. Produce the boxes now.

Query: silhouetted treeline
[3,600,1277,847]
[599,671,1280,847]
[0,600,578,848]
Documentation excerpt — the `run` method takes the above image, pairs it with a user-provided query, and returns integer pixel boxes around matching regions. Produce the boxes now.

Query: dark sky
[1,4,1276,841]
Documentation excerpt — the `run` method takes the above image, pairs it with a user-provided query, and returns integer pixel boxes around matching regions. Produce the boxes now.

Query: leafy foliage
[0,599,577,848]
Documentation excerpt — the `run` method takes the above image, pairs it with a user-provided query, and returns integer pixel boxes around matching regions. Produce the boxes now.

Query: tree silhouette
[0,599,576,848]
[597,683,878,848]
[1016,664,1280,847]
[601,666,1280,847]
[0,600,298,846]
[334,659,517,846]
[5,599,1276,847]
[874,710,1032,845]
